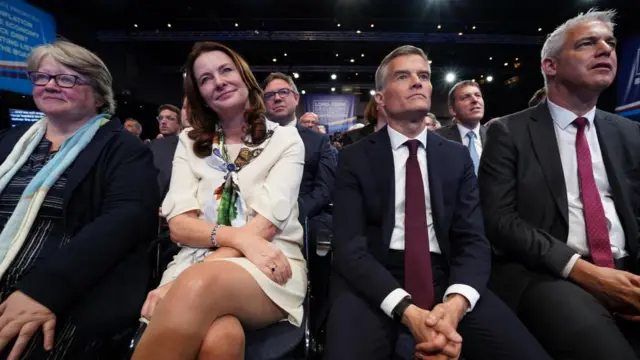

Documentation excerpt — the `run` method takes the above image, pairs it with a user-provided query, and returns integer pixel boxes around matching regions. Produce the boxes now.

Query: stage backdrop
[304,94,357,134]
[616,36,640,121]
[0,0,56,95]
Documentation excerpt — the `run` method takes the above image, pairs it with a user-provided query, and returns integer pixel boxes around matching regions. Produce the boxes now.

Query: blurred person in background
[263,73,335,225]
[0,40,158,359]
[150,95,190,200]
[299,111,321,132]
[342,97,386,146]
[437,80,487,175]
[133,42,307,360]
[155,104,181,140]
[124,118,143,138]
[424,113,438,130]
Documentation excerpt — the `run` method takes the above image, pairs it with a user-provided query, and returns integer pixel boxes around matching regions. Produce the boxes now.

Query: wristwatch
[392,296,413,323]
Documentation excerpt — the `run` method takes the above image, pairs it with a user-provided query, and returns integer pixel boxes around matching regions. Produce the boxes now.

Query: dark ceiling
[5,0,638,134]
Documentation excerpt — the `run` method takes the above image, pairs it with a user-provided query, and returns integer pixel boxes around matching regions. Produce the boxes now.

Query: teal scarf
[0,114,110,277]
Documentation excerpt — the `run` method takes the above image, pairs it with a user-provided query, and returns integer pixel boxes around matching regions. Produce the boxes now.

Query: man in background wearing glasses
[155,104,181,139]
[263,73,336,318]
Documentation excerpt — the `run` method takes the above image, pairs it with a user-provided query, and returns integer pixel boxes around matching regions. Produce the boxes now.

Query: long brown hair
[364,97,378,126]
[184,42,266,158]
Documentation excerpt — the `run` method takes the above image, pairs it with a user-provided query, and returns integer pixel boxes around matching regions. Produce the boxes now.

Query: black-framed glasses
[27,71,89,88]
[264,88,295,102]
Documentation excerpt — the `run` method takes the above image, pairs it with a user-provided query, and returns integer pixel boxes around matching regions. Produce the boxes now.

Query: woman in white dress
[132,42,306,360]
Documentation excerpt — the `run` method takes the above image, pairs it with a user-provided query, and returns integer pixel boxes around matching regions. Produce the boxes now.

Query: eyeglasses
[27,71,88,88]
[264,88,295,102]
[156,115,178,122]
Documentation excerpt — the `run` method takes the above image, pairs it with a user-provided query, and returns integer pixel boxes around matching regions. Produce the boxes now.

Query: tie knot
[466,131,476,140]
[405,139,420,156]
[573,117,588,131]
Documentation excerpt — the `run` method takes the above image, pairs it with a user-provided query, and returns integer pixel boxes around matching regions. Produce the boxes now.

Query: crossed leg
[132,260,286,360]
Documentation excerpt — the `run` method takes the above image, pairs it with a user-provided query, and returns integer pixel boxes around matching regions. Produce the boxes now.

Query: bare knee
[199,315,245,360]
[172,262,226,305]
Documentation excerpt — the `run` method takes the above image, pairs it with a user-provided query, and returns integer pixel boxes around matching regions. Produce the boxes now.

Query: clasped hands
[402,295,468,360]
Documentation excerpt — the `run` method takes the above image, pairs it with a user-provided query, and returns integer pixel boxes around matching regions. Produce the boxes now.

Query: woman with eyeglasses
[132,41,306,360]
[0,40,159,358]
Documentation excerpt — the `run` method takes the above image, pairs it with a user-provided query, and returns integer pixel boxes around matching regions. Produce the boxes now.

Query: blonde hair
[27,40,116,114]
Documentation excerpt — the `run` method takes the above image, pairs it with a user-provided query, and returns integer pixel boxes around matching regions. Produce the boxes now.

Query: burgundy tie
[573,117,614,268]
[403,139,435,309]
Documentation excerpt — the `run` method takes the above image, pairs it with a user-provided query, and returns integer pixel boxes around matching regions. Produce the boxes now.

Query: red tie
[404,139,435,309]
[573,117,614,268]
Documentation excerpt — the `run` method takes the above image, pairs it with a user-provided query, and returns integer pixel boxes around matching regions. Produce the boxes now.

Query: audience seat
[127,218,318,359]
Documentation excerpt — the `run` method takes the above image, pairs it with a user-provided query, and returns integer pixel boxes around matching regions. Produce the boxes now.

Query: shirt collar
[387,124,428,151]
[547,99,596,130]
[456,122,481,140]
[284,117,297,127]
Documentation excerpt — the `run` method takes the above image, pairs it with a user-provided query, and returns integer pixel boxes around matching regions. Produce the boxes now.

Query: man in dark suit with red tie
[479,9,640,359]
[324,45,550,360]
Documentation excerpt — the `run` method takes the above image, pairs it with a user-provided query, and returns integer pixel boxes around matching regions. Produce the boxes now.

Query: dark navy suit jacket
[330,125,490,307]
[295,124,336,218]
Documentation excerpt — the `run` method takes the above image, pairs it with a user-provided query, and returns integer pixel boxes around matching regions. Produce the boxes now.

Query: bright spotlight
[331,87,336,92]
[445,72,456,83]
[486,75,494,82]
[293,72,300,79]
[369,90,376,96]
[301,90,306,95]
[331,74,337,80]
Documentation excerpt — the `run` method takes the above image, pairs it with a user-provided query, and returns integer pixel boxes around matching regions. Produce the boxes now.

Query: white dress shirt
[456,123,483,157]
[284,117,297,127]
[380,125,480,318]
[547,100,627,278]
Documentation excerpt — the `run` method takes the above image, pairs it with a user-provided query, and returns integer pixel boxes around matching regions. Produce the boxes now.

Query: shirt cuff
[444,284,480,312]
[561,253,581,278]
[381,288,410,318]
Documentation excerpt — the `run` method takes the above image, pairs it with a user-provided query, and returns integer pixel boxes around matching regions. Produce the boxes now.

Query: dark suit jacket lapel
[480,125,487,145]
[425,132,449,257]
[445,124,463,143]
[63,120,120,208]
[529,101,569,226]
[594,112,639,259]
[365,127,396,249]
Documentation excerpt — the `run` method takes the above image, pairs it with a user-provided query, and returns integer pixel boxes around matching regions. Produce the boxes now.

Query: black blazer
[342,123,376,147]
[0,120,159,336]
[149,135,180,200]
[296,124,336,218]
[435,123,487,145]
[331,126,491,307]
[479,101,640,305]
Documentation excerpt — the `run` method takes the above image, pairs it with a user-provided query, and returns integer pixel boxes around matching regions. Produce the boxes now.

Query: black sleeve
[300,135,336,217]
[479,120,576,276]
[332,150,401,305]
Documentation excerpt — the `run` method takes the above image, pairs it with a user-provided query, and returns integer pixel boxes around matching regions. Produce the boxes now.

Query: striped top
[0,138,79,359]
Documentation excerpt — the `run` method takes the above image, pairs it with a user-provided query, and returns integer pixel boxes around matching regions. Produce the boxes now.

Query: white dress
[159,121,307,326]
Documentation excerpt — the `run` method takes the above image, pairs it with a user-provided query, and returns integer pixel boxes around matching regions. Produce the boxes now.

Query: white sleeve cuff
[444,284,480,312]
[561,254,581,278]
[381,288,411,318]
